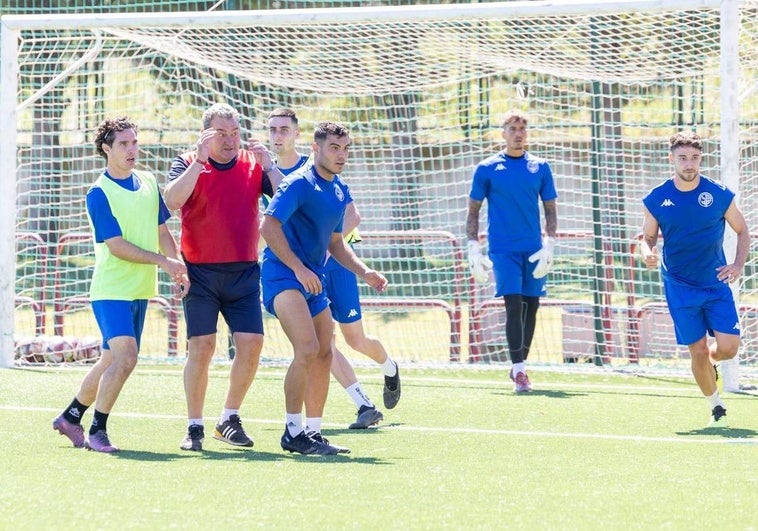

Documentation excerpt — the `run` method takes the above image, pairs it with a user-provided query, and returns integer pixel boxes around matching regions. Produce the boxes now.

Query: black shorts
[183,261,264,338]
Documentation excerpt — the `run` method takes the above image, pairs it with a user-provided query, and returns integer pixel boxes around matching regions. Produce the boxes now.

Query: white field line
[5,405,757,447]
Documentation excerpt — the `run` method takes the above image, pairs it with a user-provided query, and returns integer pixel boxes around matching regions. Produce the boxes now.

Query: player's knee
[715,339,740,360]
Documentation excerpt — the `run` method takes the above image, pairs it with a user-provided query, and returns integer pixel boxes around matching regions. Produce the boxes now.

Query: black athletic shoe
[383,362,401,409]
[307,431,351,454]
[180,425,204,451]
[280,430,340,455]
[348,405,384,429]
[213,414,254,447]
[709,405,728,428]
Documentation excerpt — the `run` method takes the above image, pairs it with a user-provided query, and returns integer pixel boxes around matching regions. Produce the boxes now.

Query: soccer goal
[2,1,757,379]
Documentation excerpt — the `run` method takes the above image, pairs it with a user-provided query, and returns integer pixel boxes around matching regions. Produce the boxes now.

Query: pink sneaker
[513,371,532,393]
[53,416,85,448]
[84,430,120,453]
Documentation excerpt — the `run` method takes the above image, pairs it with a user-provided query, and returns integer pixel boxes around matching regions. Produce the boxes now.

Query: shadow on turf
[675,427,758,439]
[492,389,587,399]
[113,446,387,464]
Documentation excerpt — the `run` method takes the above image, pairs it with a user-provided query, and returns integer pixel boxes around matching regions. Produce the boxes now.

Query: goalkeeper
[465,111,558,393]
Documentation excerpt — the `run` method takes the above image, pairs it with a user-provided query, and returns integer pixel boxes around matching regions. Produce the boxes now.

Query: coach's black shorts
[183,260,264,338]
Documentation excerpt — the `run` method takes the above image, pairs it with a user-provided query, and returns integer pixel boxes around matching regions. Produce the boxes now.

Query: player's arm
[247,139,284,190]
[163,156,203,210]
[640,205,660,269]
[543,199,557,239]
[328,233,387,292]
[717,199,751,283]
[163,128,217,210]
[343,201,361,236]
[466,198,482,242]
[259,214,322,294]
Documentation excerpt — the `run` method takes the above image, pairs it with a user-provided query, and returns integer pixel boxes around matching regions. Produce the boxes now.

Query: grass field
[1,364,757,530]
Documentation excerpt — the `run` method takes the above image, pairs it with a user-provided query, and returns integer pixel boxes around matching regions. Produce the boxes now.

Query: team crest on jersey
[526,159,539,174]
[333,183,345,201]
[698,192,714,207]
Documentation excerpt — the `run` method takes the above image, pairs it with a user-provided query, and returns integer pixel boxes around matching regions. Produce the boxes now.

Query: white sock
[286,413,302,437]
[220,408,238,423]
[305,417,322,434]
[512,362,526,375]
[381,357,398,377]
[346,382,373,408]
[188,418,204,427]
[706,390,725,409]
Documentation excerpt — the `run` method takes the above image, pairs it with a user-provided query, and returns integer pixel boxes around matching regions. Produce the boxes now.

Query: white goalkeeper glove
[528,236,556,279]
[467,240,493,283]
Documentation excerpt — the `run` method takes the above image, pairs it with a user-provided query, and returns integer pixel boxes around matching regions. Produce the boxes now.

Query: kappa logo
[660,198,675,207]
[495,163,506,171]
[314,183,322,192]
[347,308,358,318]
[733,321,741,331]
[68,407,81,419]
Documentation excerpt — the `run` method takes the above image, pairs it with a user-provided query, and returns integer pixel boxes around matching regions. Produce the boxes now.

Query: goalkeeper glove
[528,236,556,279]
[467,240,493,283]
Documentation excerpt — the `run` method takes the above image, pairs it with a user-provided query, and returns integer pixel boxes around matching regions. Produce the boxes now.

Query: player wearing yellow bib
[267,109,400,432]
[53,117,187,452]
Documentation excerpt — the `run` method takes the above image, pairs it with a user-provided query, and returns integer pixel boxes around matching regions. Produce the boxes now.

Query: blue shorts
[324,257,361,323]
[664,281,740,345]
[91,299,148,351]
[491,250,547,298]
[182,261,264,338]
[261,258,329,318]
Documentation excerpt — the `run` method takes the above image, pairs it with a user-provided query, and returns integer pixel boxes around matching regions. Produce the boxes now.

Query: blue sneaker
[307,431,351,454]
[349,405,384,429]
[280,430,340,455]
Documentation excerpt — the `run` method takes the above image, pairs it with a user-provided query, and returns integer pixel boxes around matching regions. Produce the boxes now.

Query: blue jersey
[279,154,310,176]
[469,151,557,253]
[643,176,734,288]
[263,164,352,272]
[86,171,171,243]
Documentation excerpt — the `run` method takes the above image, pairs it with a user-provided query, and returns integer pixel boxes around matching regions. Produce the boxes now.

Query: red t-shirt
[179,150,264,263]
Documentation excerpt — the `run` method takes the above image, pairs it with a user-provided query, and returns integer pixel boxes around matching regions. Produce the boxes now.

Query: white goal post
[1,0,755,376]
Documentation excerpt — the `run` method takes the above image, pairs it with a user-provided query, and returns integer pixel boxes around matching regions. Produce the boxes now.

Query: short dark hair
[314,121,349,143]
[669,130,703,152]
[93,116,138,160]
[502,110,528,128]
[268,107,298,126]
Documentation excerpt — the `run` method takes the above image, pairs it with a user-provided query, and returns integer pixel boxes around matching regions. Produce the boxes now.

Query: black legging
[504,294,541,363]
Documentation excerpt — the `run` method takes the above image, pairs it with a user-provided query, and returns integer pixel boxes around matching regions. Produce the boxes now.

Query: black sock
[90,410,109,435]
[62,397,88,425]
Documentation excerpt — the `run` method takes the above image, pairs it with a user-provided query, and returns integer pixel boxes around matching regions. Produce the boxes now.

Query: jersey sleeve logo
[698,192,714,207]
[333,183,345,202]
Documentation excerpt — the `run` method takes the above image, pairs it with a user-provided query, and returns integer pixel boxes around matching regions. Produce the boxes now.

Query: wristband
[194,159,207,166]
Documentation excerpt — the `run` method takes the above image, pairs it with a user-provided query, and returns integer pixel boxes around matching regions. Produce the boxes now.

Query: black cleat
[348,405,384,429]
[307,431,351,454]
[383,362,401,409]
[180,425,205,451]
[213,414,254,447]
[280,430,341,455]
[708,405,728,428]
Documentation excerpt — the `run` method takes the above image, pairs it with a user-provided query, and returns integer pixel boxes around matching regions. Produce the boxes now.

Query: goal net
[2,1,758,379]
